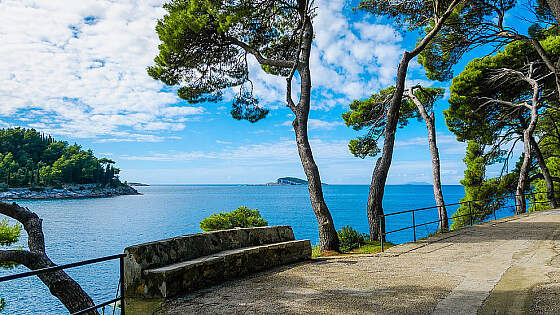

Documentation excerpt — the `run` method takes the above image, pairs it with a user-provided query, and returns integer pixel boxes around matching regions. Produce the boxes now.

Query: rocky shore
[0,184,140,200]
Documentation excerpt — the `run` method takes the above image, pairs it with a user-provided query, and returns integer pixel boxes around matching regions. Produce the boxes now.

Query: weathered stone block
[124,226,310,299]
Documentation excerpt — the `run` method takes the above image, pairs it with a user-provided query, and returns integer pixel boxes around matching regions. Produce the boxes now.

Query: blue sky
[0,0,529,185]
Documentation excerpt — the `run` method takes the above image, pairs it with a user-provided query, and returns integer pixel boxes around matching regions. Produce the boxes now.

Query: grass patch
[312,240,394,258]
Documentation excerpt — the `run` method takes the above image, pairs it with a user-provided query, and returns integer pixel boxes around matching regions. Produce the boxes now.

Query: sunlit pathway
[158,210,560,315]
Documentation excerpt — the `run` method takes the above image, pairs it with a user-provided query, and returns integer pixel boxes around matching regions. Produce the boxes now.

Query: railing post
[412,211,416,242]
[380,216,384,252]
[469,201,473,226]
[120,256,125,315]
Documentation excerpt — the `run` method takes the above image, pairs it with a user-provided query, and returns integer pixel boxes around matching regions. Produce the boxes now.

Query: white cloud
[119,138,467,185]
[0,0,202,140]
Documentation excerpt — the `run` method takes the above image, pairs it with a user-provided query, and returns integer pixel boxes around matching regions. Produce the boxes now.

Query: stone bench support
[124,226,311,298]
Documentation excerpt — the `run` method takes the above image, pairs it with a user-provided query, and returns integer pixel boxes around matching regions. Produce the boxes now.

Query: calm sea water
[0,184,484,314]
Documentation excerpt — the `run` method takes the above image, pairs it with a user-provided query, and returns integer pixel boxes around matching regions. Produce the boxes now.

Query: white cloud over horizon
[0,0,405,140]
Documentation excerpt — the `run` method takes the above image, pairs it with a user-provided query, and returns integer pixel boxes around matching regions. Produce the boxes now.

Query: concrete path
[158,210,560,314]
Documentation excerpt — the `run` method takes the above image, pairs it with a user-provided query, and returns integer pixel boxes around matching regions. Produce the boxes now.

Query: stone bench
[123,226,311,298]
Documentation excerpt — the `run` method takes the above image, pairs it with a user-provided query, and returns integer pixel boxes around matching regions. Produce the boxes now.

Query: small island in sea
[263,177,327,185]
[0,128,139,200]
[404,181,432,185]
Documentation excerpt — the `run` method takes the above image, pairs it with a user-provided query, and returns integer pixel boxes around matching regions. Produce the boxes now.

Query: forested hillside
[0,128,122,188]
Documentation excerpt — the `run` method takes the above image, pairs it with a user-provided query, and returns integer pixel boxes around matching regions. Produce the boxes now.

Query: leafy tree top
[199,206,268,231]
[445,35,560,144]
[342,86,444,158]
[148,0,311,122]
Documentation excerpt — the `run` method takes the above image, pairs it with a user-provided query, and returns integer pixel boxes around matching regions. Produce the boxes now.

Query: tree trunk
[367,52,410,241]
[291,19,339,252]
[425,113,448,231]
[516,132,531,214]
[363,0,461,241]
[545,0,560,25]
[530,136,558,208]
[516,104,540,214]
[407,89,448,232]
[0,202,99,314]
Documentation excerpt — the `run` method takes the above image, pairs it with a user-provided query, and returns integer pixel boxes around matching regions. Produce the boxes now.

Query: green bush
[200,206,268,232]
[337,226,368,253]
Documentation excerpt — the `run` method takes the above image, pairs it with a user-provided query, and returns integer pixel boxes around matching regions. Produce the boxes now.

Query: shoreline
[0,185,140,200]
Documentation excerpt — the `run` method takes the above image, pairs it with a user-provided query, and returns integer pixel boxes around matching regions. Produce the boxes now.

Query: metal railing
[380,191,550,252]
[0,253,126,315]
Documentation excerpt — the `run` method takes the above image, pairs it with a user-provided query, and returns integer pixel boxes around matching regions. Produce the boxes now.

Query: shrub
[337,226,368,253]
[200,206,268,232]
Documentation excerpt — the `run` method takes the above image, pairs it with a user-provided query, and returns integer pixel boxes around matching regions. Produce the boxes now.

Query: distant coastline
[0,184,140,200]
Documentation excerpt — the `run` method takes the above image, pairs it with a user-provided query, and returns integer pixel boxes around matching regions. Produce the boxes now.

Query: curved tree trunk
[516,104,540,214]
[530,136,558,208]
[290,18,339,252]
[364,0,461,241]
[424,113,448,231]
[545,0,560,25]
[0,202,99,314]
[367,52,410,241]
[407,89,448,231]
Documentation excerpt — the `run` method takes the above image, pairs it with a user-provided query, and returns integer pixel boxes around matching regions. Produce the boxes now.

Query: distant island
[0,128,139,199]
[265,177,327,185]
[128,182,150,186]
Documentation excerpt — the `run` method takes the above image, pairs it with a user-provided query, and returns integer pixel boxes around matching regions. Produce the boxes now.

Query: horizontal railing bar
[385,225,415,235]
[413,219,442,228]
[383,192,543,217]
[72,297,121,315]
[0,254,126,282]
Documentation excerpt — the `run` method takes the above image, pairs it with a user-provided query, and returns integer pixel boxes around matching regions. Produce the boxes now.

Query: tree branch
[227,37,296,68]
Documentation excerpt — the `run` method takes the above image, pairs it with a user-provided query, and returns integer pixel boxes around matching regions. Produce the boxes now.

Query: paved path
[159,210,560,314]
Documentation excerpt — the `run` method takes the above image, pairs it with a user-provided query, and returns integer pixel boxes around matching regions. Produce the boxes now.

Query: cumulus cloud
[226,0,405,111]
[1,0,405,140]
[0,0,202,141]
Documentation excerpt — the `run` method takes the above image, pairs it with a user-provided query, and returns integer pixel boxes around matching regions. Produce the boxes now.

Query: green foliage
[0,128,123,188]
[200,206,268,231]
[0,219,20,246]
[148,0,305,122]
[418,1,516,81]
[342,86,443,159]
[451,141,518,229]
[0,298,4,312]
[337,226,368,253]
[531,108,560,211]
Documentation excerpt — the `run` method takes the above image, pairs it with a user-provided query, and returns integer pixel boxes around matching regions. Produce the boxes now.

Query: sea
[0,184,516,314]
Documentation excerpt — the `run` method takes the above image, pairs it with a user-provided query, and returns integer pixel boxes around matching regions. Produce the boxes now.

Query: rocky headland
[0,184,140,200]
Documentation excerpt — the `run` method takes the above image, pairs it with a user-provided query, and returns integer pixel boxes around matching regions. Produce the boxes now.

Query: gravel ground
[156,210,560,315]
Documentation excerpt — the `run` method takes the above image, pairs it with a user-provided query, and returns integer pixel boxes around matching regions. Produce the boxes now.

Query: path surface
[159,210,560,314]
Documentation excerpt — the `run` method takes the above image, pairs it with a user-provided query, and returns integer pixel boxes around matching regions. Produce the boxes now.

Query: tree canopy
[0,128,122,188]
[342,86,444,159]
[147,0,309,122]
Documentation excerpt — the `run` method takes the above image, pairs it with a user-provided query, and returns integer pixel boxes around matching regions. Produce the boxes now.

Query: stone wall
[124,226,310,298]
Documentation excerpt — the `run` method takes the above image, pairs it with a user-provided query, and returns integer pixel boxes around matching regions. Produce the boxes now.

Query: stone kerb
[124,225,308,298]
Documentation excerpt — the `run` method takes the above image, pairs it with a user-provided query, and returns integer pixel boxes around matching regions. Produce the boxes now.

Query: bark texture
[406,88,449,231]
[365,0,461,241]
[0,201,98,315]
[290,17,339,251]
[545,0,560,25]
[232,1,339,251]
[515,76,540,214]
[530,136,558,208]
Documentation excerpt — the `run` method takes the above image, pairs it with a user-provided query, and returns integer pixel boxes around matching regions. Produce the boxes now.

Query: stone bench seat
[143,240,310,297]
[124,226,311,299]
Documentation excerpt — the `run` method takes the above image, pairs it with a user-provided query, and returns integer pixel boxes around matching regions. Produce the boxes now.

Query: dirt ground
[155,210,560,315]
